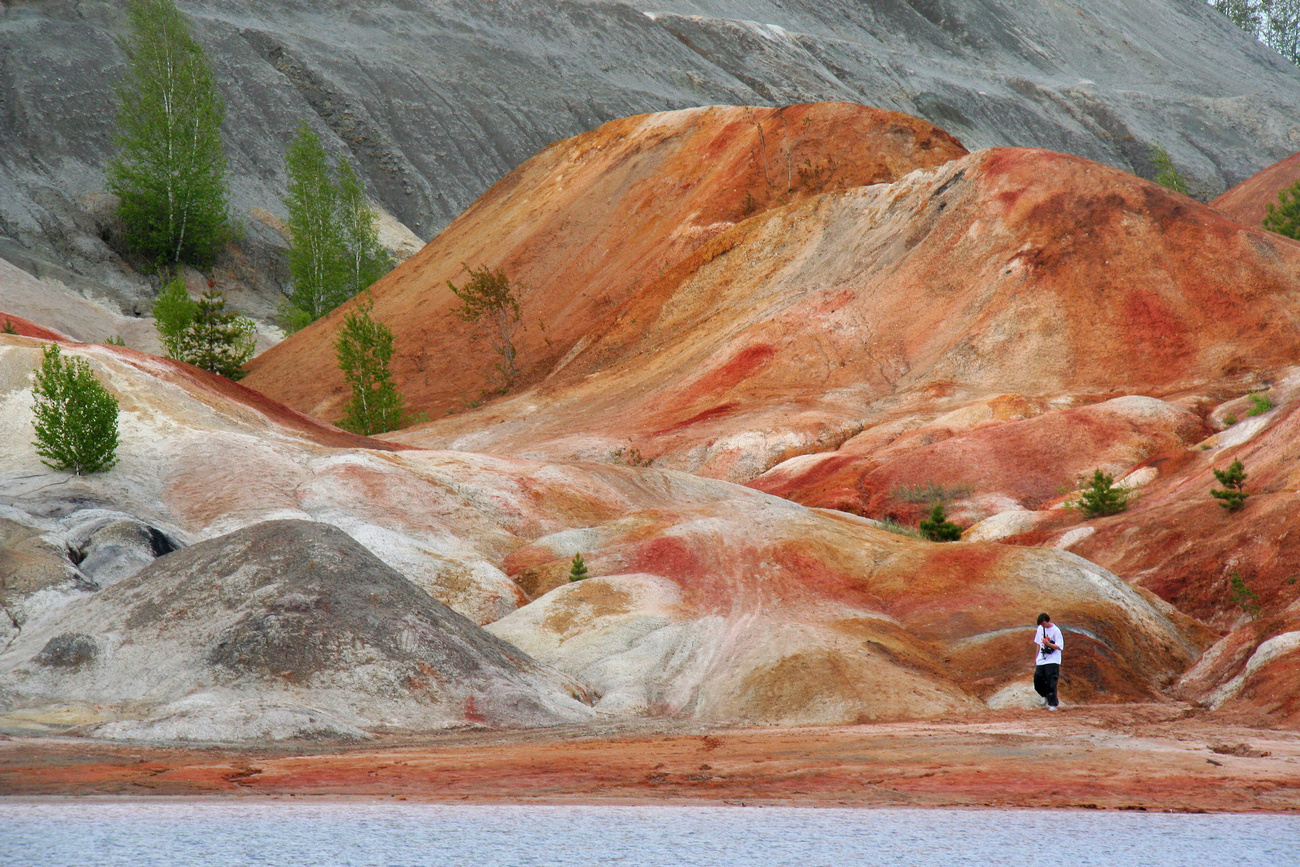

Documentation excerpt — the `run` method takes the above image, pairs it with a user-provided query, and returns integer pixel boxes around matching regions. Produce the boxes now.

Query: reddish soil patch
[244,103,967,422]
[3,707,1298,811]
[1211,151,1300,229]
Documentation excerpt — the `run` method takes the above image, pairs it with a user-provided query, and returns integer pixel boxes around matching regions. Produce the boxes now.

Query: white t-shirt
[1034,624,1063,666]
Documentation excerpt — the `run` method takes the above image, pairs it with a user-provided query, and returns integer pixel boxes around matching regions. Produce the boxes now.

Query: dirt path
[2,705,1297,812]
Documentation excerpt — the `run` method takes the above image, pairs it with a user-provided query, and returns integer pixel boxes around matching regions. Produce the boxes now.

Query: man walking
[1034,612,1063,710]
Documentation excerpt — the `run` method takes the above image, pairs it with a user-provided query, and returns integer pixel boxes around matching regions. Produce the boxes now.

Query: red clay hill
[243,103,967,419]
[1211,150,1300,229]
[383,146,1300,485]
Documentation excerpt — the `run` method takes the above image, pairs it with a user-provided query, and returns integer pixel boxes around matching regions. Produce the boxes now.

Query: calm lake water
[2,801,1297,867]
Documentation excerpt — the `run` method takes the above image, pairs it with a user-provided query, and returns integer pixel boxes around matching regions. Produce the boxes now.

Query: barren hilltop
[3,1,1300,811]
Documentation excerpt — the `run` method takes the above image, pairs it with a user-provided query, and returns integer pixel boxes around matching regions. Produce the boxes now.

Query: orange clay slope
[242,103,967,420]
[1210,150,1300,229]
[389,146,1300,484]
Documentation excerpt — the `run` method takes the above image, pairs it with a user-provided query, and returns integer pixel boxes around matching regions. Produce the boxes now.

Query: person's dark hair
[1037,613,1052,625]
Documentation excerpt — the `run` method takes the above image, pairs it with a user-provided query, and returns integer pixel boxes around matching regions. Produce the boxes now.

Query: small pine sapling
[31,344,120,475]
[1071,469,1131,518]
[568,553,590,582]
[2,319,16,334]
[1227,572,1260,617]
[1263,180,1300,240]
[919,503,962,542]
[1211,459,1249,512]
[175,289,256,379]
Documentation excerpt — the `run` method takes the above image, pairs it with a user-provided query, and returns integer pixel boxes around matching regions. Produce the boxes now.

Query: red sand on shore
[4,705,1298,813]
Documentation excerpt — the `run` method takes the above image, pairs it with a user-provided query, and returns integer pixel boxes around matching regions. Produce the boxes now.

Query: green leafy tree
[1071,469,1131,518]
[106,0,231,268]
[919,503,962,541]
[337,159,393,296]
[1211,0,1300,63]
[448,265,522,388]
[1212,0,1264,29]
[568,553,590,582]
[1151,144,1189,195]
[152,276,199,357]
[1263,180,1300,239]
[334,296,404,435]
[282,123,393,333]
[175,289,256,379]
[31,344,120,475]
[1211,459,1250,512]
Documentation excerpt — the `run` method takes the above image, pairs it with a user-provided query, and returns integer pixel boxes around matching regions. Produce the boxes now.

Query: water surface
[2,801,1296,867]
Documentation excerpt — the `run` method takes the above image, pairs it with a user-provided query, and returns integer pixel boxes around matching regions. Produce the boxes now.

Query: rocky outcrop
[0,519,594,741]
[3,0,1297,314]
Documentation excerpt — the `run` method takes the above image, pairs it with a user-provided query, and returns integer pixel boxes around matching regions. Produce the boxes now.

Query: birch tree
[282,123,393,333]
[335,296,404,435]
[107,0,231,268]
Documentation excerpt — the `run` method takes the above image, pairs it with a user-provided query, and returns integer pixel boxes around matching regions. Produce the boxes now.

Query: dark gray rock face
[1,0,1297,311]
[0,519,593,741]
[34,632,98,668]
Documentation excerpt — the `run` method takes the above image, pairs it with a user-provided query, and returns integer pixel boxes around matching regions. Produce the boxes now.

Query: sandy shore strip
[2,705,1297,812]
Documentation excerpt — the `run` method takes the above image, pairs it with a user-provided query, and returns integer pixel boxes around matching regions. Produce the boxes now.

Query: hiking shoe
[1048,705,1059,711]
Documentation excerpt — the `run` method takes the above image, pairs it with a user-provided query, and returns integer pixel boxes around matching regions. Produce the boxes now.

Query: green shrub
[2,319,16,335]
[892,481,972,505]
[875,518,922,539]
[31,344,120,475]
[334,296,404,435]
[1223,412,1238,426]
[1151,143,1188,195]
[1070,469,1131,518]
[152,276,198,358]
[568,553,590,582]
[1246,392,1273,416]
[1263,180,1300,239]
[919,503,962,541]
[1211,459,1249,512]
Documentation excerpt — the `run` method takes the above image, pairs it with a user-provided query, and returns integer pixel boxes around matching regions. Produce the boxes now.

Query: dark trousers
[1034,663,1060,707]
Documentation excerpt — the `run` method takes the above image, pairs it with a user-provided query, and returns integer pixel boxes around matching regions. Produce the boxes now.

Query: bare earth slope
[0,519,595,742]
[0,334,1219,738]
[1210,150,1300,229]
[386,146,1300,484]
[4,0,1298,310]
[243,103,967,418]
